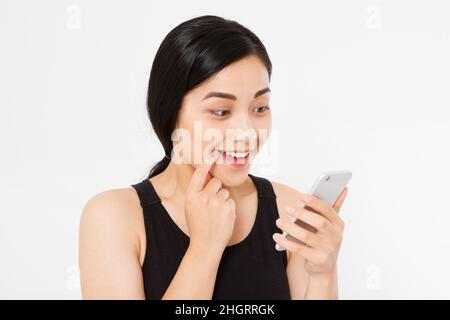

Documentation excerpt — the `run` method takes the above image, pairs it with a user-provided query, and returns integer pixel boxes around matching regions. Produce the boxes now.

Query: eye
[210,109,230,117]
[254,106,270,114]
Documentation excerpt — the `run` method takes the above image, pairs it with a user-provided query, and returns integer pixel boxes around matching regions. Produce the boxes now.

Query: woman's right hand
[185,152,236,255]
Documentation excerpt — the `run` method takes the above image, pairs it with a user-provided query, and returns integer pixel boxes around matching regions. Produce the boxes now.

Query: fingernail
[285,206,295,215]
[273,233,281,240]
[276,218,283,227]
[303,195,312,203]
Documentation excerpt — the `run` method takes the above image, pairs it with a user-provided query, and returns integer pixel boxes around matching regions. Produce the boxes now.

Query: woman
[79,15,348,300]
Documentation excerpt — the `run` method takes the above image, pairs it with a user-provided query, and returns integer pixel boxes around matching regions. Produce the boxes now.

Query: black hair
[146,15,272,178]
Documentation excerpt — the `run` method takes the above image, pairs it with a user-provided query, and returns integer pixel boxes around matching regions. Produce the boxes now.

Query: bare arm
[272,182,310,299]
[286,251,338,300]
[79,189,146,299]
[272,182,347,300]
[162,244,223,299]
[304,268,338,299]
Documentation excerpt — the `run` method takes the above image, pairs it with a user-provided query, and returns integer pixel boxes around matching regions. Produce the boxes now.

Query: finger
[287,206,331,234]
[272,233,316,258]
[301,194,340,226]
[203,177,222,196]
[332,187,348,213]
[187,150,220,193]
[217,188,230,200]
[276,218,321,248]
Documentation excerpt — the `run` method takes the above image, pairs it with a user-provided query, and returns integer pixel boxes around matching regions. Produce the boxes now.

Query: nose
[228,109,253,132]
[225,112,257,149]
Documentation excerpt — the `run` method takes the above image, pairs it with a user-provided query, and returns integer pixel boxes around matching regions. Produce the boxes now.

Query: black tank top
[131,173,291,299]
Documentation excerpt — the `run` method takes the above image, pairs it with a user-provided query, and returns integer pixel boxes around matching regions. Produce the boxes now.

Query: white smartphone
[275,170,352,251]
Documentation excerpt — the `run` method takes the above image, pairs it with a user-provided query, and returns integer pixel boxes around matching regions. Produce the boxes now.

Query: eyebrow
[201,87,271,101]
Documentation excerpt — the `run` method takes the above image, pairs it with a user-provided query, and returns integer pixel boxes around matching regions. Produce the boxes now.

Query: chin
[210,165,251,187]
[208,148,257,186]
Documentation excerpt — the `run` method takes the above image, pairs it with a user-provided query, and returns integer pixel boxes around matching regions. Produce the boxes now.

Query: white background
[1,0,449,299]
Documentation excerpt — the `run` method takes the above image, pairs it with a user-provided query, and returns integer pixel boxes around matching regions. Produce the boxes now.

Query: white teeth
[219,150,249,158]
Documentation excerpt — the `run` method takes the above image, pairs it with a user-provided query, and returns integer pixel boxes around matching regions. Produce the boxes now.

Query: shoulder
[271,180,305,210]
[79,187,145,263]
[81,187,142,228]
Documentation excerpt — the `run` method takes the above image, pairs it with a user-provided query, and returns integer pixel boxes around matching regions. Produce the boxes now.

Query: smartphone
[275,170,352,251]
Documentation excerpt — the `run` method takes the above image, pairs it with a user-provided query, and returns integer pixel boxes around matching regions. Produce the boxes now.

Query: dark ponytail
[146,15,272,178]
[148,155,171,178]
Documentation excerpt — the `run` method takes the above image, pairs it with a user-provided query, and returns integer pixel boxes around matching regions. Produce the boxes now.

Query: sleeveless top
[131,173,291,299]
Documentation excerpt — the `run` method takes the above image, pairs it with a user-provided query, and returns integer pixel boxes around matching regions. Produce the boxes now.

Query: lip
[214,149,253,167]
[215,149,253,153]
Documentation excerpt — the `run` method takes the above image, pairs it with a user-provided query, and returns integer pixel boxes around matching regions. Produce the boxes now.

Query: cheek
[179,123,226,164]
[201,123,227,148]
[254,118,272,149]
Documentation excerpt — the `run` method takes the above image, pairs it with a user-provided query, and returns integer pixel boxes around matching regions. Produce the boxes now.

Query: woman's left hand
[273,187,349,276]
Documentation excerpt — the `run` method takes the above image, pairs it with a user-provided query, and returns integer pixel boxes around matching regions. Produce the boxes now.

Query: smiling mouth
[216,150,249,158]
[215,149,252,166]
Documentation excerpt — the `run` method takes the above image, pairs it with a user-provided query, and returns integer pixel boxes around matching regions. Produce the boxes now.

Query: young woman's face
[175,54,272,187]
